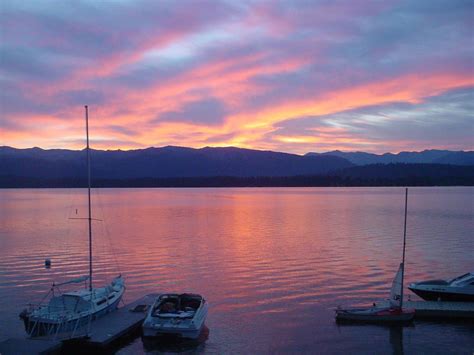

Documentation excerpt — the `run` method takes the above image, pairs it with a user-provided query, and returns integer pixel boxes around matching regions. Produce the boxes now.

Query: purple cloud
[156,98,227,125]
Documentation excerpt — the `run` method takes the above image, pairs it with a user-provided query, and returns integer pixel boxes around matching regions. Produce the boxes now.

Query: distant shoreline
[1,175,473,188]
[2,146,473,188]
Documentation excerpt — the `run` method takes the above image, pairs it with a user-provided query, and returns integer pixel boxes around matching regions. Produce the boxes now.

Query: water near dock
[0,187,473,353]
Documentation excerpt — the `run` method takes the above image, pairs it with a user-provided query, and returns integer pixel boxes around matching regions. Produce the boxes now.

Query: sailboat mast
[400,187,408,307]
[85,105,93,292]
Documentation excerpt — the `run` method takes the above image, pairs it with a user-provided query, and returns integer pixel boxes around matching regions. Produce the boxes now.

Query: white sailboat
[335,188,415,323]
[19,106,125,338]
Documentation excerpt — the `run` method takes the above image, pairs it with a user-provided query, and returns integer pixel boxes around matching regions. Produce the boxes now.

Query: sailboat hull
[21,294,123,338]
[335,307,415,323]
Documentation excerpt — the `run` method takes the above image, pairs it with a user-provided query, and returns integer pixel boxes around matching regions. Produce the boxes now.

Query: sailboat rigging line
[400,187,408,308]
[96,189,123,285]
[85,105,93,292]
[58,184,77,270]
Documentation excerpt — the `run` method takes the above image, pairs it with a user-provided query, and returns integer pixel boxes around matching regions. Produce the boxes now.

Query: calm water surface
[0,187,473,353]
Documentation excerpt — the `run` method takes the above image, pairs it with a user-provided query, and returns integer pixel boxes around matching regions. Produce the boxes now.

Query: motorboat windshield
[449,272,474,287]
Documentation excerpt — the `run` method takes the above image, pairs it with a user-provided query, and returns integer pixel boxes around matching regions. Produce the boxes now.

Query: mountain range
[0,146,352,179]
[306,149,474,165]
[1,146,473,187]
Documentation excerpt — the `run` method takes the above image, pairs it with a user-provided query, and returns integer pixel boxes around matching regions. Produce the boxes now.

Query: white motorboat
[408,272,474,302]
[19,106,125,338]
[143,293,208,339]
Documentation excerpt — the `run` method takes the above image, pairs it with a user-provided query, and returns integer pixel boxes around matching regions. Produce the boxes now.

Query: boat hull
[21,292,123,337]
[408,286,474,302]
[142,325,204,340]
[143,304,208,340]
[143,294,208,340]
[335,307,415,323]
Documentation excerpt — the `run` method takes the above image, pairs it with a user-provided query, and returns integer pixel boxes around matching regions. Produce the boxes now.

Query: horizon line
[1,145,472,156]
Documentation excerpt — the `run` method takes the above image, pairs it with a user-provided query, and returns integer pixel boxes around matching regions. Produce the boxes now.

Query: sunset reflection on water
[0,187,473,353]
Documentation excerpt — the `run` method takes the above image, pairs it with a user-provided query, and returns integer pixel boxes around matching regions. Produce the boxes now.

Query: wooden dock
[376,300,474,319]
[84,293,158,347]
[0,293,158,354]
[0,337,61,355]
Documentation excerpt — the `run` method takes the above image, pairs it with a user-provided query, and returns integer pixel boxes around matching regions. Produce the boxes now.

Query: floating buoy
[45,259,51,268]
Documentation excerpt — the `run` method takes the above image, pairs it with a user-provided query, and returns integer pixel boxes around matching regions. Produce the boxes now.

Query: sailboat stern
[19,309,32,333]
[19,309,90,338]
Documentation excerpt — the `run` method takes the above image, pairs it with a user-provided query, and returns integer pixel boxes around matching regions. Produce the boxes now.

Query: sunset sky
[1,0,473,154]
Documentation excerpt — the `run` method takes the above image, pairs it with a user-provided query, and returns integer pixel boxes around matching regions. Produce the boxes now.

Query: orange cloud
[3,65,473,153]
[227,72,474,131]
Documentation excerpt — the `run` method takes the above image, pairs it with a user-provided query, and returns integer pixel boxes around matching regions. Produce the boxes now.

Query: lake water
[0,187,473,353]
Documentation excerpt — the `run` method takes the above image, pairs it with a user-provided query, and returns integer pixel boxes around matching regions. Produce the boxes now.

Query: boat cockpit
[152,293,203,319]
[450,272,474,287]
